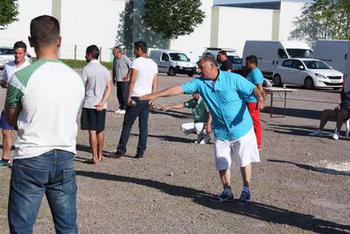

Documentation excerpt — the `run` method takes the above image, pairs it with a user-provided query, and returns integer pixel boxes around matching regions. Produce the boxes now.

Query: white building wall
[211,6,276,56]
[278,1,304,40]
[59,0,125,61]
[0,0,52,56]
[169,0,213,62]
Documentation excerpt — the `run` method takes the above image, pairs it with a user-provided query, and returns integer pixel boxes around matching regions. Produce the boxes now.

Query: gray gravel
[0,72,349,234]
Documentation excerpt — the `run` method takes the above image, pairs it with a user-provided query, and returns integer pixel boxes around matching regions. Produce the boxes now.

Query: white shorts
[213,128,260,170]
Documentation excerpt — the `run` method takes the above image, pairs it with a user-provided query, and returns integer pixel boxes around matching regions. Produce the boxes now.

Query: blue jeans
[117,97,149,156]
[8,150,78,234]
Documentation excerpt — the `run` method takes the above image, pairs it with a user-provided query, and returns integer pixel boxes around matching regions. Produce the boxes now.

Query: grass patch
[60,59,113,70]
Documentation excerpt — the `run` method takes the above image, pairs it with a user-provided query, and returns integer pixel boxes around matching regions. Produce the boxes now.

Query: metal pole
[74,44,77,60]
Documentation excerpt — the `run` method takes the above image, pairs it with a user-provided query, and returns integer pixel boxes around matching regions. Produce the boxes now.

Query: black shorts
[81,108,106,132]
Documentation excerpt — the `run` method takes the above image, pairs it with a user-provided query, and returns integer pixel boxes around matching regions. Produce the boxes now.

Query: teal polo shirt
[181,71,256,141]
[244,67,264,103]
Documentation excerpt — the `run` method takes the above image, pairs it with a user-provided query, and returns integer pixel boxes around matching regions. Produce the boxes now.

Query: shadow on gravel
[262,107,321,120]
[76,171,350,233]
[130,133,195,143]
[268,159,350,176]
[150,110,192,119]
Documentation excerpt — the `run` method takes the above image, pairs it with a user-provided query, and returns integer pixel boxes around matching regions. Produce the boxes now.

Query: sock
[223,186,232,195]
[243,186,250,193]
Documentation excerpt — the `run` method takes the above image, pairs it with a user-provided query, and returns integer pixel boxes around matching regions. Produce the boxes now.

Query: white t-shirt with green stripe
[6,59,85,160]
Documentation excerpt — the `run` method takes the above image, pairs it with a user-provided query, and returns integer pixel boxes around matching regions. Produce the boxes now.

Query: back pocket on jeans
[62,169,77,193]
[13,164,49,193]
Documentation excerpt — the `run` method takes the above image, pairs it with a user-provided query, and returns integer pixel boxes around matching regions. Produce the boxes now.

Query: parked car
[314,39,349,74]
[273,58,343,89]
[149,49,196,77]
[242,40,313,78]
[202,47,242,72]
[0,46,32,69]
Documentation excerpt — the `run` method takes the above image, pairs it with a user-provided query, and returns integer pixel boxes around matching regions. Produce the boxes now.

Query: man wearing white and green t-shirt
[5,15,84,233]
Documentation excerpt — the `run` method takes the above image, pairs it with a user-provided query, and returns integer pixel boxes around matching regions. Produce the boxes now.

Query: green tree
[142,0,205,39]
[0,0,19,29]
[290,0,350,45]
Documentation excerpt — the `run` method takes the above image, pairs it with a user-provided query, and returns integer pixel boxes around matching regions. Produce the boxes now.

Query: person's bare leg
[97,131,104,162]
[2,130,12,160]
[335,110,346,131]
[319,109,335,130]
[88,130,98,164]
[240,164,252,188]
[219,169,231,188]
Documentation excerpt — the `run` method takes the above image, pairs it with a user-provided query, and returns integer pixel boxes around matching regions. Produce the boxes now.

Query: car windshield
[286,49,313,58]
[228,56,242,64]
[169,53,189,62]
[0,48,14,55]
[303,60,331,69]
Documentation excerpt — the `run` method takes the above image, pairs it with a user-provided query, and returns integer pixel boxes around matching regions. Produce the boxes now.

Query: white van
[149,49,196,77]
[242,40,313,78]
[344,42,350,92]
[314,39,349,74]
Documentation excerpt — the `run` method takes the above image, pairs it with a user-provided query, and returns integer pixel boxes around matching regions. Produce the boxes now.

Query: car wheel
[304,77,315,89]
[167,67,176,76]
[187,72,194,77]
[273,74,283,87]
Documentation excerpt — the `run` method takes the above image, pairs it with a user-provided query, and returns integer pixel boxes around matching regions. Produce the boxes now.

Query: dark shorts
[0,110,13,130]
[81,108,106,132]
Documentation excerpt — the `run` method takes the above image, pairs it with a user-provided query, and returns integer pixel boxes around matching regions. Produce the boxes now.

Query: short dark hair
[199,54,218,67]
[30,15,60,48]
[219,50,227,56]
[86,45,100,59]
[134,41,147,53]
[13,41,27,52]
[246,55,258,66]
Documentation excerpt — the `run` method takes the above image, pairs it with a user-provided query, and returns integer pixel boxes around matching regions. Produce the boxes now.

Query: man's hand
[95,103,104,111]
[0,80,8,88]
[257,98,265,111]
[205,123,212,134]
[122,76,129,81]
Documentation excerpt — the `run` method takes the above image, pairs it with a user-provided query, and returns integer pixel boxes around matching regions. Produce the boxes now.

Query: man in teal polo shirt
[141,55,265,204]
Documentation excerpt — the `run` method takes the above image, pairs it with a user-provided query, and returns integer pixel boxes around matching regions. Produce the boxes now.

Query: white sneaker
[332,132,339,140]
[309,129,324,136]
[118,110,126,114]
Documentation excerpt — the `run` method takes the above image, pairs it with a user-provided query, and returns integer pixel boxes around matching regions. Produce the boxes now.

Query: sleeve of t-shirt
[131,58,139,70]
[181,79,200,94]
[252,69,264,85]
[2,66,8,81]
[184,98,196,109]
[125,56,132,68]
[105,68,112,81]
[5,75,24,108]
[81,67,88,82]
[235,75,256,96]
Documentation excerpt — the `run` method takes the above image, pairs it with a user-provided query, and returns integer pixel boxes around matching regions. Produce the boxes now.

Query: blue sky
[214,0,312,4]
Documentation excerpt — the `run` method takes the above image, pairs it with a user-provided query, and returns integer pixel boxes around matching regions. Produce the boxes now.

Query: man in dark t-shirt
[218,50,232,72]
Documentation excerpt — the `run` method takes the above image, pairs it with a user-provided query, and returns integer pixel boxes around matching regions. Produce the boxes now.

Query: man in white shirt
[6,15,85,233]
[0,41,30,167]
[115,41,159,158]
[81,45,112,164]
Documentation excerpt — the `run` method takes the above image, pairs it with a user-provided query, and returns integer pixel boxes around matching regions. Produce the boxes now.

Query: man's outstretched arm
[141,86,183,101]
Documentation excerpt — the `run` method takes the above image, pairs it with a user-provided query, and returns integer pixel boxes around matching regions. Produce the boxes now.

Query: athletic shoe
[238,190,251,204]
[0,159,10,168]
[135,154,144,159]
[113,151,125,158]
[118,110,126,114]
[309,129,324,136]
[332,132,340,140]
[211,190,234,203]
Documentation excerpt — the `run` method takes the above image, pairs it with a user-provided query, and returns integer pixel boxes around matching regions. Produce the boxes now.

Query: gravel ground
[0,71,349,234]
